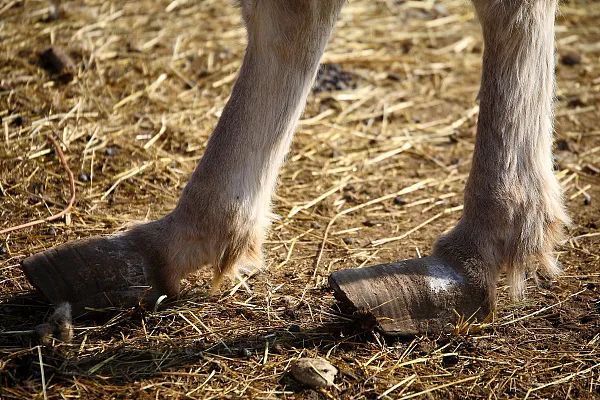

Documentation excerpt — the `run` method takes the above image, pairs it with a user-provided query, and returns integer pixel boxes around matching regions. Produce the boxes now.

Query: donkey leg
[22,1,345,312]
[331,0,568,335]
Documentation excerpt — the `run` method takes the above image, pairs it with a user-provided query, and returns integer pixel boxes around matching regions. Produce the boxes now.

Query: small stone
[239,348,252,358]
[47,227,57,236]
[567,95,587,108]
[0,246,6,256]
[342,237,355,245]
[393,196,407,206]
[561,52,581,66]
[105,146,118,157]
[310,221,322,229]
[78,172,90,182]
[583,193,591,206]
[290,358,338,388]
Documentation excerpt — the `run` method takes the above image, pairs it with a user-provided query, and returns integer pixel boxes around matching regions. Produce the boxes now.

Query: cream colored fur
[144,0,567,300]
[146,1,345,293]
[435,0,568,298]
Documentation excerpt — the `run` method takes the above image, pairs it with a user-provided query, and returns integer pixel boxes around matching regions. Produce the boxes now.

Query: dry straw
[0,0,598,399]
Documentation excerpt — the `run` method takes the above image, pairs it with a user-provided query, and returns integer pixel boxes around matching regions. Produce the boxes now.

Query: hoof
[21,234,163,314]
[329,256,492,335]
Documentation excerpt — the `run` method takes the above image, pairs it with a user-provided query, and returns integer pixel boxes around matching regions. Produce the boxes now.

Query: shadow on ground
[0,289,386,391]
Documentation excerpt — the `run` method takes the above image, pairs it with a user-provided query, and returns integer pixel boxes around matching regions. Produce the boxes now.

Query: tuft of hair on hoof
[210,234,264,295]
[49,302,74,342]
[34,323,54,346]
[36,302,74,345]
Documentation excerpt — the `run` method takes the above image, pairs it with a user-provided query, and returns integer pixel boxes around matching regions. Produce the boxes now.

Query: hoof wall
[329,256,491,335]
[21,235,161,314]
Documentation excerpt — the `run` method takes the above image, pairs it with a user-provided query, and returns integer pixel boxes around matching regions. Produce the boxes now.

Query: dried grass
[1,0,599,398]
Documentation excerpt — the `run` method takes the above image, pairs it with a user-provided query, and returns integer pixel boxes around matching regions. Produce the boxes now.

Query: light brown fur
[133,0,566,304]
[436,0,568,298]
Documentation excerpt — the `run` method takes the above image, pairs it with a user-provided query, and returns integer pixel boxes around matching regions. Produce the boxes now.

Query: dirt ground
[1,0,599,398]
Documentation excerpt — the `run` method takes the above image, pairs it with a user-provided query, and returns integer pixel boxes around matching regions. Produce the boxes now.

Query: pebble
[239,347,252,358]
[105,146,118,157]
[290,358,338,388]
[79,172,90,182]
[310,221,322,229]
[342,237,355,245]
[583,193,591,206]
[561,51,581,66]
[393,196,407,206]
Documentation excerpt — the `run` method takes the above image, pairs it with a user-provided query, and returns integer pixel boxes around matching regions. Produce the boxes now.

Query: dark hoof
[329,256,492,335]
[21,234,162,314]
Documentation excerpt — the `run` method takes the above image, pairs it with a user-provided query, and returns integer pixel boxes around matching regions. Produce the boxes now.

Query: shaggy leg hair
[435,0,568,298]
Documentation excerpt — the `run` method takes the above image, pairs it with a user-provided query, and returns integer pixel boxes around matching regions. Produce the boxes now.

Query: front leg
[331,0,569,334]
[22,0,345,312]
[172,1,346,288]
